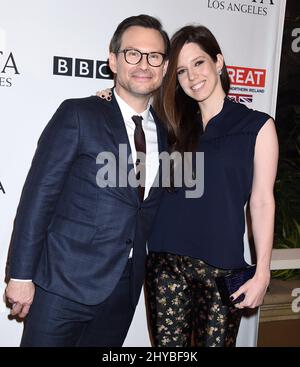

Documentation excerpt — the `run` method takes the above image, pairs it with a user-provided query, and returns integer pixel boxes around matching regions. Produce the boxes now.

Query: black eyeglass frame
[117,48,166,67]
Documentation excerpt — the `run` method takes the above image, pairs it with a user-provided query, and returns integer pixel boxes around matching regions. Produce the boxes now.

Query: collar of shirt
[113,89,151,128]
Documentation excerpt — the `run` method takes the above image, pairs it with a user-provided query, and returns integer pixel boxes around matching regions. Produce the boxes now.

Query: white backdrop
[0,0,286,347]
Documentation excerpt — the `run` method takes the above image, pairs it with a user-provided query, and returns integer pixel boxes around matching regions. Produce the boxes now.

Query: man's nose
[138,54,149,70]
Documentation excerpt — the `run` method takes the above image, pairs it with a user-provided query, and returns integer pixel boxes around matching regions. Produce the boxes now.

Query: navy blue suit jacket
[7,94,167,306]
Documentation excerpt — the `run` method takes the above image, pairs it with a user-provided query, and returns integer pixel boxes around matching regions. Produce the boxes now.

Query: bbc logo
[53,56,113,79]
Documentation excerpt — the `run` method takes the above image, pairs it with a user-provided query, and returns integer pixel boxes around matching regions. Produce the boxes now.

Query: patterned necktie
[131,115,146,201]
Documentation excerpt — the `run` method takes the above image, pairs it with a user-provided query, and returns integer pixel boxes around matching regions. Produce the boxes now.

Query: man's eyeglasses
[117,48,166,67]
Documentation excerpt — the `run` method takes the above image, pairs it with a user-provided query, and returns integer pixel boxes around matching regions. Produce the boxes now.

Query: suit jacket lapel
[99,95,167,204]
[100,93,139,202]
[144,106,167,202]
[102,93,134,169]
[150,106,167,155]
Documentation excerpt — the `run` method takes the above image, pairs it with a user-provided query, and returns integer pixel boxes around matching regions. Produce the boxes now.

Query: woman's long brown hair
[153,25,230,153]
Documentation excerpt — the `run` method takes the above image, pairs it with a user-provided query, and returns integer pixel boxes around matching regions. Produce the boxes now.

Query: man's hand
[5,280,35,318]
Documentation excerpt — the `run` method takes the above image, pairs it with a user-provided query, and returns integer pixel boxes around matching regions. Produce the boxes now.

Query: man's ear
[109,52,117,74]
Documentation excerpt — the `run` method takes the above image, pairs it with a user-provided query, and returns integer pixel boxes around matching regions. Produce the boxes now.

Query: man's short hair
[109,14,170,57]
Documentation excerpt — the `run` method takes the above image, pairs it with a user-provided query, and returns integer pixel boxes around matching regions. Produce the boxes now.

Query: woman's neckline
[201,96,230,132]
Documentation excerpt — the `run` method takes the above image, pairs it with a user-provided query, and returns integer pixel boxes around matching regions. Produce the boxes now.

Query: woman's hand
[96,88,112,101]
[230,269,270,309]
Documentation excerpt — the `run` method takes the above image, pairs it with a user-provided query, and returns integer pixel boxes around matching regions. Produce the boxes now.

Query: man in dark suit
[5,14,169,347]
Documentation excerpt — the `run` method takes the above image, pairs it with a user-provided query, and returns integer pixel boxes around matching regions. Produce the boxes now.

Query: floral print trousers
[145,252,243,347]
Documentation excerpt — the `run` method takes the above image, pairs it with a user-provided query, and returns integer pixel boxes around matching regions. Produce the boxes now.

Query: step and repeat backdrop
[0,0,286,346]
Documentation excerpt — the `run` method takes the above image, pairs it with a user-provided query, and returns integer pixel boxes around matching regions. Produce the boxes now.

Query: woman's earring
[218,69,222,75]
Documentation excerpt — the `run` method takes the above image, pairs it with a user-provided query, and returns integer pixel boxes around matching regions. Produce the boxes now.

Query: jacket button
[126,239,132,245]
